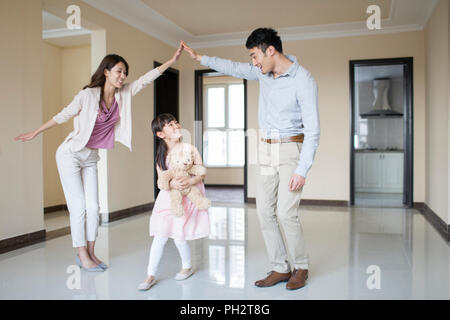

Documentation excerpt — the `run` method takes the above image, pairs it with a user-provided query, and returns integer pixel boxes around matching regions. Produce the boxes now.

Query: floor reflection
[206,206,246,289]
[349,207,430,299]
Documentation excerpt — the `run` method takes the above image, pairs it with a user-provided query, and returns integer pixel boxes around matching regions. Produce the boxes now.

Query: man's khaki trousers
[256,141,309,273]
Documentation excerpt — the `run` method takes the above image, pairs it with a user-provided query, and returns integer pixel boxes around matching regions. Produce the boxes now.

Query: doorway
[195,69,248,203]
[153,61,179,199]
[349,57,413,208]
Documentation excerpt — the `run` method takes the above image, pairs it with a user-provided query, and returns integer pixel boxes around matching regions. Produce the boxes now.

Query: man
[182,27,320,290]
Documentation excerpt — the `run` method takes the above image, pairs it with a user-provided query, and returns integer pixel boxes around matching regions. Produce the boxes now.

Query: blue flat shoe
[84,265,104,272]
[76,255,104,272]
[98,263,108,270]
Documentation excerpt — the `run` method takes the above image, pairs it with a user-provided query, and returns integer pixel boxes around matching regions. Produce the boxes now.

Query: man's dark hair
[245,28,283,54]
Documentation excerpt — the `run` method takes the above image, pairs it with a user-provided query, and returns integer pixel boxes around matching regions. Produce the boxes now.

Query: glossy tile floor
[0,202,449,299]
[354,192,404,208]
[205,187,244,203]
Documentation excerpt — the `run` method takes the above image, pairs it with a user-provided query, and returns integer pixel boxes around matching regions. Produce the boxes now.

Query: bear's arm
[187,145,207,178]
[157,165,174,190]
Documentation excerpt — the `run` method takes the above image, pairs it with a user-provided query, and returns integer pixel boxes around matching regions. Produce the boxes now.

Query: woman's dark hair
[83,54,129,102]
[152,113,177,170]
[245,27,283,54]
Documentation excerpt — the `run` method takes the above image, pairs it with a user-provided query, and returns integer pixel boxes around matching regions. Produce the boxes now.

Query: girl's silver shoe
[137,278,157,291]
[175,269,194,281]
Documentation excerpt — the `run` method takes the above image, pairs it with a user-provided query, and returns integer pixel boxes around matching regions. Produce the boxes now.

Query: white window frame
[203,83,245,168]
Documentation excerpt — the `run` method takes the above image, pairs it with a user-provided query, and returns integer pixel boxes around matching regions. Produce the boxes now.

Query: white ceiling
[46,0,438,49]
[141,0,393,36]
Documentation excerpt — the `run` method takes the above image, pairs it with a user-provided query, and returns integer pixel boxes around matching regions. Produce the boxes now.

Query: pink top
[86,97,120,149]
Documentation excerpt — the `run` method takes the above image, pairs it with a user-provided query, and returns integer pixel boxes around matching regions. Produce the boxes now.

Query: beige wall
[0,0,44,240]
[425,0,449,224]
[42,41,64,207]
[178,31,426,202]
[42,42,90,207]
[61,46,91,138]
[2,0,441,242]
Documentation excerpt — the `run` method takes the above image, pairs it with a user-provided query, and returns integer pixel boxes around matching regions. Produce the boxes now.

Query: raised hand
[170,41,184,64]
[157,41,184,74]
[181,40,201,61]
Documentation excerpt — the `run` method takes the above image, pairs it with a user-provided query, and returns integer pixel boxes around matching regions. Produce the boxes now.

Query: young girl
[138,113,210,290]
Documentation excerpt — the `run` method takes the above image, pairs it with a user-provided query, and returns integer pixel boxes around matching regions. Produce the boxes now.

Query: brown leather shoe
[255,271,292,287]
[286,268,308,290]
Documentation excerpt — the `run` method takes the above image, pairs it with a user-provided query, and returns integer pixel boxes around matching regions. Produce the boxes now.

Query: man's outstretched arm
[182,40,259,80]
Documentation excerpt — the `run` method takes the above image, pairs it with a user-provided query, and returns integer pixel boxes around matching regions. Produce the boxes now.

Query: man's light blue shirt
[201,55,320,178]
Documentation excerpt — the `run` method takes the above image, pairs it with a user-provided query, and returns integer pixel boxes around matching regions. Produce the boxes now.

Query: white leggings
[147,236,192,276]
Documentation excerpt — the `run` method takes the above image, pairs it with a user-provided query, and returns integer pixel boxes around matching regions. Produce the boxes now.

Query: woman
[15,42,184,271]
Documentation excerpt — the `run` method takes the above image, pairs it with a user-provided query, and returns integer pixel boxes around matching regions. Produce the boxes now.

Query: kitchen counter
[355,149,404,153]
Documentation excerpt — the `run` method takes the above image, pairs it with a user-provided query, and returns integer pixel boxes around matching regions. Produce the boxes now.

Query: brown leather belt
[261,134,304,144]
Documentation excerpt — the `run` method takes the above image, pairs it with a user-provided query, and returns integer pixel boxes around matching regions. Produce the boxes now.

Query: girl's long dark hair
[83,54,129,102]
[152,113,177,170]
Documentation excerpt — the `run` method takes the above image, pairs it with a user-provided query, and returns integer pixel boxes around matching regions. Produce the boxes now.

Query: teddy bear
[157,142,211,217]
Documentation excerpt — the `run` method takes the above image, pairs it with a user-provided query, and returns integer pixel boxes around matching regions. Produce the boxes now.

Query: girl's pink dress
[149,171,210,240]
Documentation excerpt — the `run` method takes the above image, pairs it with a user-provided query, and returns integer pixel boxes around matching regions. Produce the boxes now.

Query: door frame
[195,69,249,202]
[349,57,414,207]
[153,61,179,200]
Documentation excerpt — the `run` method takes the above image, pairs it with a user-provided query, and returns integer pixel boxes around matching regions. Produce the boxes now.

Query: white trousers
[56,142,100,248]
[147,236,192,276]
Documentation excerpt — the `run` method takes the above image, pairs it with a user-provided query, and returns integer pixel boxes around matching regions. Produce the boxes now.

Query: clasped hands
[169,176,195,191]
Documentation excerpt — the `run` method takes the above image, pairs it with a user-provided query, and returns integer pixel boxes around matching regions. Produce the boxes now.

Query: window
[204,83,245,167]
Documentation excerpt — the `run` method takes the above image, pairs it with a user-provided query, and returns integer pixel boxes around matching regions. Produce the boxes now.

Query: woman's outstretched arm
[14,118,58,142]
[130,41,184,96]
[157,41,183,74]
[15,88,84,142]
